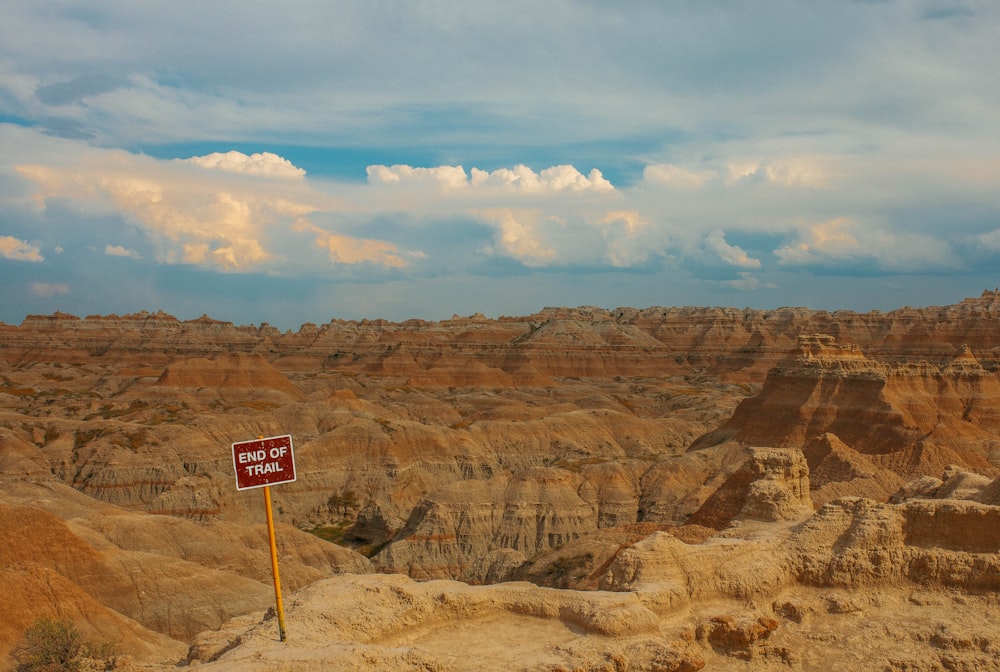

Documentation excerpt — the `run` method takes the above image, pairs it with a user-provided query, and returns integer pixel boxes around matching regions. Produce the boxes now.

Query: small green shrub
[11,616,122,672]
[11,616,83,672]
[306,522,352,545]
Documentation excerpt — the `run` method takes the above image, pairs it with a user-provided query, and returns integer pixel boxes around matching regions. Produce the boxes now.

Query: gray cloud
[35,74,129,106]
[0,2,993,152]
[1,2,999,326]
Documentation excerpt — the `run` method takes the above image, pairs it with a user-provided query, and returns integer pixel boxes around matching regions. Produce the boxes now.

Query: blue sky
[1,1,999,329]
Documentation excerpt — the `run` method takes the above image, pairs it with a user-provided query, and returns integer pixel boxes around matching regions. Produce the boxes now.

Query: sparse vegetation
[10,616,124,672]
[542,552,595,588]
[305,520,389,558]
[328,490,360,516]
[306,521,353,545]
[73,428,106,449]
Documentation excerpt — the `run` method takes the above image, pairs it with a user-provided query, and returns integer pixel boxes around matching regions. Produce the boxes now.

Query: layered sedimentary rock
[686,447,813,529]
[4,295,1000,581]
[3,290,999,383]
[604,463,1000,597]
[692,332,1000,483]
[4,291,1000,667]
[155,352,305,400]
[0,481,370,665]
[376,468,606,582]
[186,466,1000,672]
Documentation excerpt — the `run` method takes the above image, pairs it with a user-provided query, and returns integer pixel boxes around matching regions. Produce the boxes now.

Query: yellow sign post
[232,434,297,642]
[263,485,287,641]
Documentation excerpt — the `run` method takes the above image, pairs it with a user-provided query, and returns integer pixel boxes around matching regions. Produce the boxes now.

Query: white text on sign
[237,445,290,476]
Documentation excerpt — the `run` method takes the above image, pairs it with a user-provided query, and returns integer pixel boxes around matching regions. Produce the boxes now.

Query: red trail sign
[232,434,296,490]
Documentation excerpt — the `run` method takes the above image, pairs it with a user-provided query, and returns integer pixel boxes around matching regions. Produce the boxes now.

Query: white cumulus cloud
[477,209,557,266]
[180,151,306,179]
[725,157,831,188]
[773,217,862,266]
[705,229,761,269]
[368,163,614,193]
[597,210,657,267]
[470,164,614,193]
[775,217,961,271]
[104,244,141,258]
[296,220,411,268]
[367,164,470,189]
[16,150,335,273]
[0,236,44,262]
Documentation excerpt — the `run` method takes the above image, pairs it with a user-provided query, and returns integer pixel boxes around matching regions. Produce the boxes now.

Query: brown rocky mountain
[2,289,1000,669]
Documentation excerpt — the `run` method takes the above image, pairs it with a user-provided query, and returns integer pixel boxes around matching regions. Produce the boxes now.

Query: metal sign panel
[232,434,296,490]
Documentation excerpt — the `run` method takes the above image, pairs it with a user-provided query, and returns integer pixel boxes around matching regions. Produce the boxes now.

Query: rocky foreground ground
[2,290,1000,670]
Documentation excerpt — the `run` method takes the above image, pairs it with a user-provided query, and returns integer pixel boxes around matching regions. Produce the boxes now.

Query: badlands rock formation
[2,290,1000,669]
[183,459,1000,671]
[693,332,1000,481]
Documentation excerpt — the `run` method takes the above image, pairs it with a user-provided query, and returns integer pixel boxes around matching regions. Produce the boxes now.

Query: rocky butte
[1,289,1000,670]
